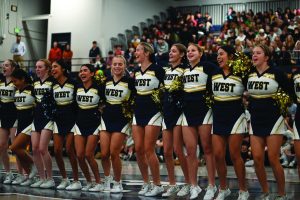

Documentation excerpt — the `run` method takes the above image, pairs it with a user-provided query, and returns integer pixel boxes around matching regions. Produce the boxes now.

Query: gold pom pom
[272,88,292,116]
[205,91,214,108]
[121,97,135,122]
[228,52,252,78]
[151,87,165,111]
[168,76,183,93]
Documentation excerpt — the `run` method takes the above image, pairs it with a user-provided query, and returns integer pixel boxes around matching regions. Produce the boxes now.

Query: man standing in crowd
[10,34,26,70]
[89,41,102,64]
[48,41,62,63]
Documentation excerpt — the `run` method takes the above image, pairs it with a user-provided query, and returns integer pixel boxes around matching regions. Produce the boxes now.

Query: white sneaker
[274,195,287,200]
[20,178,33,186]
[215,188,231,200]
[66,181,82,191]
[3,172,14,184]
[145,184,164,197]
[56,178,71,190]
[259,193,270,200]
[281,161,289,167]
[138,183,151,196]
[103,175,112,191]
[12,174,26,185]
[111,181,123,193]
[89,183,104,192]
[30,178,44,188]
[238,190,250,200]
[81,182,93,191]
[40,178,55,189]
[29,165,37,179]
[177,184,190,196]
[203,184,217,200]
[189,185,202,200]
[162,185,180,197]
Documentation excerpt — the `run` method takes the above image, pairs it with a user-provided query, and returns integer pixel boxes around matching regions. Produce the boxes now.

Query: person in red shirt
[62,44,73,71]
[48,41,62,63]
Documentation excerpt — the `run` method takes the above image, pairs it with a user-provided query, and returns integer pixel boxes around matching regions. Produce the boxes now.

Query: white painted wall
[0,0,48,62]
[48,0,171,62]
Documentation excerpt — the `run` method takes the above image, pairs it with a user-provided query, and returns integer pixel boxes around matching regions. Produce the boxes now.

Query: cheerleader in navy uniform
[74,64,102,192]
[161,44,190,198]
[51,60,80,190]
[132,42,165,197]
[99,55,136,193]
[30,59,55,189]
[210,46,249,200]
[247,44,289,200]
[0,59,18,184]
[291,68,300,179]
[182,43,217,200]
[10,69,36,186]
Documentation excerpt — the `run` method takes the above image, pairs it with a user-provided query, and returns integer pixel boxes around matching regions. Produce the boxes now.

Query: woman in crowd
[132,42,165,197]
[161,43,190,197]
[30,59,55,188]
[99,55,135,193]
[0,60,18,184]
[247,43,288,200]
[292,66,300,179]
[51,60,80,190]
[181,43,217,199]
[10,69,35,186]
[210,45,249,200]
[74,64,102,191]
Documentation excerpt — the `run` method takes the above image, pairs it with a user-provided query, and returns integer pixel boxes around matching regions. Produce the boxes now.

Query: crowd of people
[1,5,300,200]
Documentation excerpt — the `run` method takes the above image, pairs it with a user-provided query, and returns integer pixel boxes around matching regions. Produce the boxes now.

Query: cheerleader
[99,55,135,193]
[161,44,190,197]
[132,42,165,196]
[291,67,300,179]
[247,44,289,200]
[10,69,36,186]
[210,46,249,200]
[0,59,18,184]
[30,59,55,188]
[182,43,217,200]
[51,60,80,190]
[74,64,102,191]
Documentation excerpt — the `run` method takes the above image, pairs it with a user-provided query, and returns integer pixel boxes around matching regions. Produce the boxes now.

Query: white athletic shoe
[20,178,33,186]
[274,195,287,200]
[111,181,123,193]
[259,193,270,200]
[177,184,190,196]
[81,182,93,191]
[103,175,113,191]
[145,184,164,197]
[30,178,44,188]
[66,181,82,191]
[40,178,55,189]
[203,184,217,200]
[3,172,14,184]
[89,183,104,192]
[162,185,180,197]
[189,185,202,200]
[138,183,151,196]
[12,174,26,185]
[29,165,37,179]
[56,178,71,190]
[215,188,231,200]
[238,190,250,200]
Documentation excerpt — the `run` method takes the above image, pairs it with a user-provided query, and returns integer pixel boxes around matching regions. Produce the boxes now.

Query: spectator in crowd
[10,35,26,70]
[277,45,292,66]
[62,43,73,71]
[48,41,62,64]
[293,40,300,64]
[156,37,169,66]
[227,7,237,23]
[89,41,102,64]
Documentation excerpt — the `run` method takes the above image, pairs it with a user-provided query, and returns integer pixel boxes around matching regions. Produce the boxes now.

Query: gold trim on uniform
[56,101,73,106]
[183,85,206,93]
[214,96,242,101]
[78,104,98,109]
[250,93,276,99]
[16,105,34,110]
[137,90,153,95]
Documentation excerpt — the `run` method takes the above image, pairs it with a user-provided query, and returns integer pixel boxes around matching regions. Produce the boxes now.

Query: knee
[76,152,85,162]
[31,145,40,154]
[0,142,8,151]
[230,152,241,163]
[135,145,145,155]
[185,145,197,157]
[101,151,110,161]
[110,150,119,160]
[253,155,264,167]
[54,146,62,156]
[85,152,94,161]
[39,146,48,156]
[268,155,280,167]
[202,143,213,155]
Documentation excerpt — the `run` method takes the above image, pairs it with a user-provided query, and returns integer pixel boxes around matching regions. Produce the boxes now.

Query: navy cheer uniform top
[247,67,290,136]
[133,63,165,126]
[53,77,77,135]
[74,82,102,136]
[209,68,247,135]
[182,61,217,126]
[14,85,35,135]
[100,75,136,135]
[0,79,17,128]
